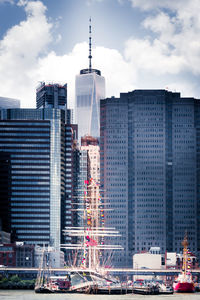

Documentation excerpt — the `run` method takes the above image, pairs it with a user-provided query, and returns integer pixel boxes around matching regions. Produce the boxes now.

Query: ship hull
[174,282,195,293]
[35,286,54,293]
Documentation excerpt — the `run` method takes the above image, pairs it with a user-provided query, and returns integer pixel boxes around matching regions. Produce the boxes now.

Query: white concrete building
[34,246,65,268]
[133,252,164,270]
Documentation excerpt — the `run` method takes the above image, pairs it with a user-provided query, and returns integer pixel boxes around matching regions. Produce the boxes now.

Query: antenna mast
[89,17,92,72]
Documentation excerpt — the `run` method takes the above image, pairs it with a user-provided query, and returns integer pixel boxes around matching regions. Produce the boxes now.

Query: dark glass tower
[0,152,11,233]
[0,109,65,248]
[36,82,67,110]
[0,89,77,248]
[100,89,200,267]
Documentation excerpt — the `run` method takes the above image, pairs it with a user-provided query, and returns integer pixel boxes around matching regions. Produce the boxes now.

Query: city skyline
[0,0,200,109]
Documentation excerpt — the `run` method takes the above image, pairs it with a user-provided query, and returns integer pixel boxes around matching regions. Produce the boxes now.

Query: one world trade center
[75,19,105,140]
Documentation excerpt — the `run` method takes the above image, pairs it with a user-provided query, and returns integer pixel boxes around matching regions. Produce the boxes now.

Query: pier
[1,267,200,279]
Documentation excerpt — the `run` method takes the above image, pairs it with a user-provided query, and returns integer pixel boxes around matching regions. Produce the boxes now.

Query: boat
[69,270,128,294]
[132,279,159,295]
[133,284,159,295]
[60,178,123,294]
[49,275,71,293]
[174,277,195,293]
[35,247,71,293]
[158,282,174,294]
[35,177,125,294]
[35,248,53,293]
[173,234,195,293]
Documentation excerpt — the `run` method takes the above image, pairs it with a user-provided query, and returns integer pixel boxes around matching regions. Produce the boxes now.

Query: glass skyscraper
[100,89,200,267]
[36,82,67,110]
[75,69,105,140]
[0,109,65,248]
[0,83,77,249]
[75,18,105,140]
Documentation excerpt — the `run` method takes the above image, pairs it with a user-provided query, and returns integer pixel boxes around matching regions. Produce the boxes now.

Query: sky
[0,0,200,108]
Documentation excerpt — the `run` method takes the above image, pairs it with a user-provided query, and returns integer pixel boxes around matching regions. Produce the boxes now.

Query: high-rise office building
[100,90,200,267]
[63,124,78,245]
[0,84,77,249]
[80,136,101,265]
[81,135,100,183]
[36,82,67,110]
[0,109,66,248]
[0,152,11,233]
[80,135,100,226]
[75,19,105,140]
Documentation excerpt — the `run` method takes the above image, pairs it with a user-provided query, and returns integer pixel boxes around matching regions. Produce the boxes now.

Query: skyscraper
[75,19,105,140]
[100,89,200,267]
[36,82,67,110]
[80,135,100,228]
[0,109,65,248]
[63,124,79,246]
[81,135,100,183]
[0,152,11,233]
[0,84,77,249]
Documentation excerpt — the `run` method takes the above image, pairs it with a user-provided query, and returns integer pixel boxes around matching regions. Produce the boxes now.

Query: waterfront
[0,290,200,300]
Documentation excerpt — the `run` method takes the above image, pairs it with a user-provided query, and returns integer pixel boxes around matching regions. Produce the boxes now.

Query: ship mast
[61,178,123,271]
[181,233,188,278]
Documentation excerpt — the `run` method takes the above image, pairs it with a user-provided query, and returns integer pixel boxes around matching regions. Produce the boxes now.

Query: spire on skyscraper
[89,17,92,72]
[79,17,101,76]
[76,18,105,139]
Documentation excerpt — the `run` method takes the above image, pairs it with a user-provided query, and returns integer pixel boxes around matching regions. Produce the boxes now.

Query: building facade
[0,108,77,250]
[62,124,79,246]
[100,90,200,267]
[75,69,105,140]
[81,135,100,183]
[0,109,65,248]
[0,83,79,250]
[36,82,67,110]
[34,245,65,268]
[0,152,11,233]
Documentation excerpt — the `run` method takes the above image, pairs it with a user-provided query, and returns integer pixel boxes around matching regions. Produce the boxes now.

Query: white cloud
[37,43,137,108]
[124,38,186,75]
[0,0,52,107]
[0,0,199,110]
[125,0,200,77]
[0,0,138,108]
[93,46,137,97]
[128,0,188,11]
[165,80,198,99]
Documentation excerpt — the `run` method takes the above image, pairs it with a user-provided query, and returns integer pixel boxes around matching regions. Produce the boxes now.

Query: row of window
[12,208,50,212]
[12,192,50,195]
[12,187,50,190]
[12,224,49,228]
[0,132,50,136]
[11,203,49,207]
[12,180,49,183]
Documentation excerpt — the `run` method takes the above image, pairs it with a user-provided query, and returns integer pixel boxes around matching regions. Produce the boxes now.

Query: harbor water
[0,290,200,300]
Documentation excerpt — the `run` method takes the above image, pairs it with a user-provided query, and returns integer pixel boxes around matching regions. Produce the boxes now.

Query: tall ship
[61,177,123,271]
[173,234,195,293]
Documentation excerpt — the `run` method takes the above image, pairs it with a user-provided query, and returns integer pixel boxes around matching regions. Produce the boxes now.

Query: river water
[0,291,199,300]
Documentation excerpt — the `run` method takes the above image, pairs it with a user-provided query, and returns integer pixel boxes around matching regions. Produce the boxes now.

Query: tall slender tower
[75,18,105,141]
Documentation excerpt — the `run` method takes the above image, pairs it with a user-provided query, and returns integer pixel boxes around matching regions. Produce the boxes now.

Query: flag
[85,236,97,246]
